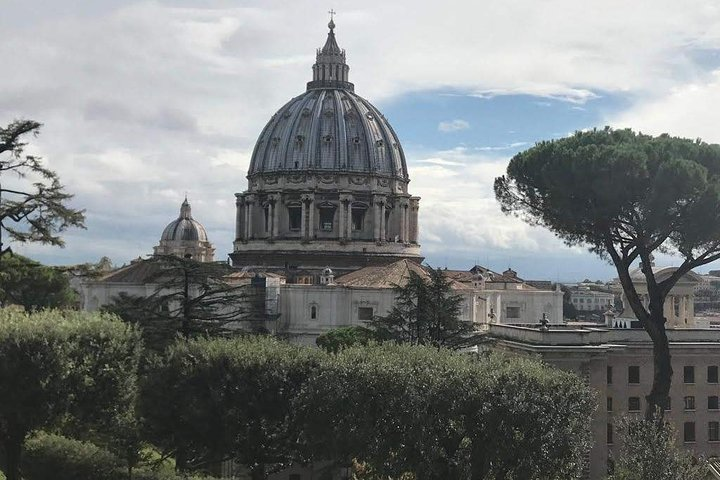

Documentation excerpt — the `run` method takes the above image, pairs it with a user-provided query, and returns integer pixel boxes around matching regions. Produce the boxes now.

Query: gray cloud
[4,0,720,279]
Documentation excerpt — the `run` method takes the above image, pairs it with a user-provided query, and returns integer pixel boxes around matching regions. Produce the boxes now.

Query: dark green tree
[104,255,254,349]
[369,266,472,348]
[0,120,85,256]
[495,128,720,416]
[299,345,594,479]
[141,336,320,479]
[315,325,378,353]
[608,416,708,480]
[0,253,77,310]
[0,309,141,480]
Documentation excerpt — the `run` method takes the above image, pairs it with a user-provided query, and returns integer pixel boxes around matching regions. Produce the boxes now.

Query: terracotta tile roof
[335,260,468,290]
[97,260,163,284]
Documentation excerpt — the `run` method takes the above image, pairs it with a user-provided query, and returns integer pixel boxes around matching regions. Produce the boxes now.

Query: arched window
[310,305,317,320]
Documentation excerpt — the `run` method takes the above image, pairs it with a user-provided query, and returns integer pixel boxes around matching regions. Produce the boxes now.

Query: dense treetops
[496,128,720,259]
[495,128,720,416]
[0,309,595,480]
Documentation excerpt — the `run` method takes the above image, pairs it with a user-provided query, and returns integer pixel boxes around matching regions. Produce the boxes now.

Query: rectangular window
[288,206,302,231]
[710,422,720,442]
[351,208,364,231]
[607,423,613,444]
[684,396,696,411]
[628,366,640,384]
[607,397,613,412]
[607,366,613,385]
[709,365,719,384]
[358,307,374,321]
[628,397,641,412]
[709,396,719,410]
[319,207,335,231]
[684,422,696,442]
[684,366,695,384]
[506,306,521,319]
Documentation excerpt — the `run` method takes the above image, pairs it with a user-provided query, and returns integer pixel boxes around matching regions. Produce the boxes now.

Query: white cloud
[2,0,720,275]
[608,69,720,143]
[438,119,470,132]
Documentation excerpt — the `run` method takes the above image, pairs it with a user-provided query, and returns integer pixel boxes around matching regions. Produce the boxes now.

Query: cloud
[438,119,470,132]
[608,69,720,143]
[2,0,720,280]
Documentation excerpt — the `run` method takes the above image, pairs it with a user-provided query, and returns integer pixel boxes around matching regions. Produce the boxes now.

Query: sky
[3,0,720,281]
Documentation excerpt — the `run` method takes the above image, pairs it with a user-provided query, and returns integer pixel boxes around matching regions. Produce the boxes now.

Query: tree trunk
[1,435,23,480]
[645,316,672,420]
[250,463,266,480]
[469,439,490,480]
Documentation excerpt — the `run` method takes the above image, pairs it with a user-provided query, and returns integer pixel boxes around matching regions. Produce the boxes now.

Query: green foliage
[21,432,218,480]
[143,337,593,479]
[103,256,251,348]
[141,336,321,477]
[299,345,594,480]
[0,253,78,310]
[369,266,473,348]
[495,128,720,413]
[608,417,708,480]
[0,120,85,255]
[22,432,123,480]
[315,325,378,352]
[0,309,142,480]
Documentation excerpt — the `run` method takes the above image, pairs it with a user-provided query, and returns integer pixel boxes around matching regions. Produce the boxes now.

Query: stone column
[235,194,244,241]
[403,203,410,243]
[304,194,315,241]
[245,195,254,239]
[271,195,280,239]
[300,198,307,240]
[346,201,353,239]
[373,195,382,242]
[409,197,420,243]
[338,199,346,240]
[380,200,386,242]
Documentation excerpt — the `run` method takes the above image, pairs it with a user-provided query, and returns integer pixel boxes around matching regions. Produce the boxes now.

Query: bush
[22,432,123,480]
[21,432,220,480]
[144,337,593,480]
[0,309,142,480]
[609,416,708,480]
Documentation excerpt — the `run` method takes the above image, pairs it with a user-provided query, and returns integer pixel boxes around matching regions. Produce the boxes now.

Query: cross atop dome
[308,13,353,91]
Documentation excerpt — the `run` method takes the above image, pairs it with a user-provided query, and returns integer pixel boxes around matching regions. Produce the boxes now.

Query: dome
[247,21,408,180]
[160,198,209,242]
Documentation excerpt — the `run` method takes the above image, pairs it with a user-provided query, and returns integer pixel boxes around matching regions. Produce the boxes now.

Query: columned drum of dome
[231,20,422,276]
[155,198,215,262]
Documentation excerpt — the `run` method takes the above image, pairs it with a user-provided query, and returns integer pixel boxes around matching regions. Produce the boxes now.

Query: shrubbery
[0,309,142,480]
[143,337,594,479]
[0,309,595,480]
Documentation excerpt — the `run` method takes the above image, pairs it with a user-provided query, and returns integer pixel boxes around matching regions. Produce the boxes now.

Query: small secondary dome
[161,198,209,242]
[155,198,215,262]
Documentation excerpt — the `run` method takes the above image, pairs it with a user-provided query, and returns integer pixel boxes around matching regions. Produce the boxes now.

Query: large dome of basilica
[231,18,422,278]
[247,85,408,179]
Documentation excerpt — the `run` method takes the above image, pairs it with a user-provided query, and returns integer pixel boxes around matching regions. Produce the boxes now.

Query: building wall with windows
[569,289,615,311]
[486,324,720,480]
